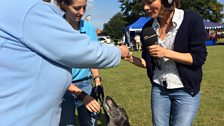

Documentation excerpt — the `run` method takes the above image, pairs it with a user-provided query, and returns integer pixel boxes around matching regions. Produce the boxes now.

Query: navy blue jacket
[141,10,207,96]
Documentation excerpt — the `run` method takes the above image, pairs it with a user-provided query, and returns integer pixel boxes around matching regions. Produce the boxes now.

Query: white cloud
[87,0,94,11]
[85,0,95,20]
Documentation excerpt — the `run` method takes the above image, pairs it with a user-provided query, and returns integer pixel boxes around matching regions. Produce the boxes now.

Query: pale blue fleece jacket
[0,0,120,126]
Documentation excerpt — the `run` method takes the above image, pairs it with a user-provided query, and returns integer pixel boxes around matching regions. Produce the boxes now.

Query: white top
[134,35,141,43]
[152,8,184,89]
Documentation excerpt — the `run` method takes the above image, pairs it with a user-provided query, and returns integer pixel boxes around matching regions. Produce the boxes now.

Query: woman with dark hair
[125,0,207,125]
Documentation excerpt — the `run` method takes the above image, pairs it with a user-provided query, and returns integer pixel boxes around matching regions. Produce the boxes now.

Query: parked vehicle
[98,36,112,44]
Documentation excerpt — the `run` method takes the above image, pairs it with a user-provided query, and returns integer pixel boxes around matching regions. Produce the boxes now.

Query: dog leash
[91,86,109,124]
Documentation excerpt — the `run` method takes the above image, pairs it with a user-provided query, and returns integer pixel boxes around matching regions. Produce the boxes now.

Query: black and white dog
[104,96,130,126]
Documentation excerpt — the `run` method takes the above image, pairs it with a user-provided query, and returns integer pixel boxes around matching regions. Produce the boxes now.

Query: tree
[119,0,224,24]
[119,0,144,26]
[100,12,126,40]
[181,0,223,22]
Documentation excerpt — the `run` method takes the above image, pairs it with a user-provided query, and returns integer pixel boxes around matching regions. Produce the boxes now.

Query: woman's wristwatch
[93,75,102,82]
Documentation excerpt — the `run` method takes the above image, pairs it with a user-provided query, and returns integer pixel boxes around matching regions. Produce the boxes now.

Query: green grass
[96,45,224,126]
[217,38,224,44]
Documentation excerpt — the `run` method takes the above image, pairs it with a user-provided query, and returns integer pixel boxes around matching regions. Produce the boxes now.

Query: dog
[104,96,130,126]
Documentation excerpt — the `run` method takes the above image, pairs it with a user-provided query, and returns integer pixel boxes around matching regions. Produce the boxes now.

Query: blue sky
[86,0,224,30]
[219,0,224,3]
[85,0,121,30]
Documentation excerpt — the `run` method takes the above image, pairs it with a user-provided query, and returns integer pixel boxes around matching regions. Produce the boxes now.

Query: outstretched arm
[124,53,147,68]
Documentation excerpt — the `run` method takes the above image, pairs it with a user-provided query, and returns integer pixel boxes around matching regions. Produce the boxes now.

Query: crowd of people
[0,0,207,126]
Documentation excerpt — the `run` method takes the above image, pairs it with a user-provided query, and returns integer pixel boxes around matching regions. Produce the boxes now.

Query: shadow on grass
[96,112,108,126]
[74,112,108,126]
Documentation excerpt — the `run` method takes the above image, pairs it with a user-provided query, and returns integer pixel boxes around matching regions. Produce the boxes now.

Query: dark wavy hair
[162,0,181,10]
[141,0,181,9]
[174,0,181,8]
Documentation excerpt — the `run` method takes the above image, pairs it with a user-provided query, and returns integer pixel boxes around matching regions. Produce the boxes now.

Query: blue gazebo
[126,17,151,32]
[124,17,151,46]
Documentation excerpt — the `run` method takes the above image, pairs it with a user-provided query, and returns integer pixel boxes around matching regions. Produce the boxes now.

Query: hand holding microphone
[148,45,168,58]
[141,27,163,70]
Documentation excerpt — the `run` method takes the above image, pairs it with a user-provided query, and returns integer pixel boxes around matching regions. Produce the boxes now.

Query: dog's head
[104,96,130,126]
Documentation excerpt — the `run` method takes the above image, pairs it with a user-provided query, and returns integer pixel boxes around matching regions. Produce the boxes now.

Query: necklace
[158,12,174,40]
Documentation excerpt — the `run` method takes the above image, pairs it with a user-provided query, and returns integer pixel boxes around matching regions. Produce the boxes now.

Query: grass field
[95,45,224,126]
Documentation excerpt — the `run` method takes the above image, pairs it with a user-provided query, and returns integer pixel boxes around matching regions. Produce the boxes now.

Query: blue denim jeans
[151,83,200,126]
[59,79,97,126]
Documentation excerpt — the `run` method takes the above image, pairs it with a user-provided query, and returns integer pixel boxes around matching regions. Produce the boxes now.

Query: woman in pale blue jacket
[0,0,129,126]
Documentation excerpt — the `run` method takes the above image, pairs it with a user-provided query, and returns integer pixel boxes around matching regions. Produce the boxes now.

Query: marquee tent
[126,16,151,32]
[203,20,224,46]
[124,17,151,46]
[204,20,224,29]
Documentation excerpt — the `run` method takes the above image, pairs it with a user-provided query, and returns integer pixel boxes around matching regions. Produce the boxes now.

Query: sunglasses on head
[73,5,87,11]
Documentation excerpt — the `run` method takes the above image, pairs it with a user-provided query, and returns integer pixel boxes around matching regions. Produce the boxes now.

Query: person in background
[134,33,141,51]
[124,0,207,125]
[0,0,130,126]
[52,0,101,125]
[85,15,91,21]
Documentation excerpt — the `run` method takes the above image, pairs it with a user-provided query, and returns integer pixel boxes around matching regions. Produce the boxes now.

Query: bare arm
[165,49,193,65]
[149,45,193,65]
[124,53,147,68]
[91,69,101,86]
